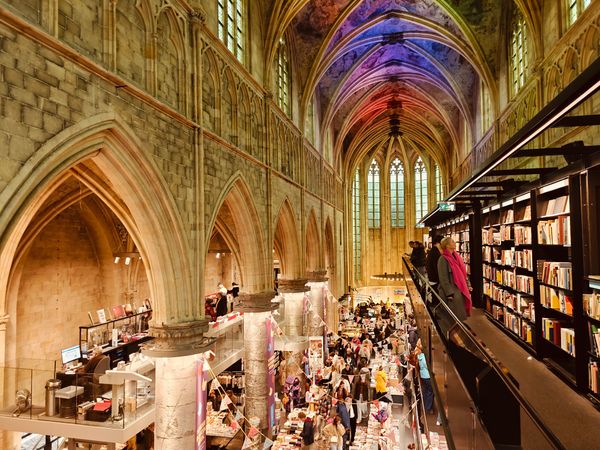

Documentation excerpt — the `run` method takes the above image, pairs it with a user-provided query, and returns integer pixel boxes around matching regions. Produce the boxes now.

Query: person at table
[76,346,104,374]
[299,411,315,449]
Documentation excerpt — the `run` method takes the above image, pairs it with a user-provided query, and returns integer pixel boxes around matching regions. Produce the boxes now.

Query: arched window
[217,0,244,63]
[353,169,361,280]
[435,164,443,203]
[567,0,592,26]
[276,38,290,115]
[510,10,529,95]
[367,160,380,228]
[415,157,428,224]
[390,157,405,228]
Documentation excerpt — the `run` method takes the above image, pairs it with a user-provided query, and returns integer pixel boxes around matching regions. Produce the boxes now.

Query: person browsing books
[437,237,471,321]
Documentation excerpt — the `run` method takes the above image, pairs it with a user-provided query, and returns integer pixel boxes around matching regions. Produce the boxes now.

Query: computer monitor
[61,345,81,365]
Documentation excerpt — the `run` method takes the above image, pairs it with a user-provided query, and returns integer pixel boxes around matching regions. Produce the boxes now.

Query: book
[111,305,126,319]
[96,309,107,324]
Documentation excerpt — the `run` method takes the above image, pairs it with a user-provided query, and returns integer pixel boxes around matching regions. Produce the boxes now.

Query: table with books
[271,408,309,449]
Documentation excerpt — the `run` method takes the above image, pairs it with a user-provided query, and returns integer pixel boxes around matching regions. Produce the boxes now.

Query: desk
[55,386,84,418]
[98,335,153,368]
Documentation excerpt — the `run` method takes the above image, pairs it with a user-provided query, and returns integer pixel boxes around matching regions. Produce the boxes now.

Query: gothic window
[367,160,380,228]
[415,157,428,224]
[276,38,290,115]
[390,157,405,228]
[353,169,361,281]
[435,164,443,203]
[567,0,592,26]
[510,11,529,95]
[217,0,244,63]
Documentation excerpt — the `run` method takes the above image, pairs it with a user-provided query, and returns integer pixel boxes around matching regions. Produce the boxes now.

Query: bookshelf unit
[585,278,600,407]
[478,176,590,392]
[481,194,537,353]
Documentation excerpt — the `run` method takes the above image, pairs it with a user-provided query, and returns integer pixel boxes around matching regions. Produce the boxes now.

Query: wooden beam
[489,168,556,176]
[551,115,600,127]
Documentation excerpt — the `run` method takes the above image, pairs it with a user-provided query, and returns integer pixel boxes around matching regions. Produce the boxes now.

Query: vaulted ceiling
[264,0,509,177]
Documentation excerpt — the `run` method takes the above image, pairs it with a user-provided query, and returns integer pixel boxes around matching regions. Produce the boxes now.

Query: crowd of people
[275,299,436,450]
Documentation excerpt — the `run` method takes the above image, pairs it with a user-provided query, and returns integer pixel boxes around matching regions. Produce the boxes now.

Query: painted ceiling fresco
[283,0,503,173]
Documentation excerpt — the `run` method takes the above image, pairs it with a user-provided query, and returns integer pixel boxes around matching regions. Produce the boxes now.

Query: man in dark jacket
[299,411,315,448]
[426,235,443,303]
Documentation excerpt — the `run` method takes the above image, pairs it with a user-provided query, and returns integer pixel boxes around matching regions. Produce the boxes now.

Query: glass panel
[435,164,443,203]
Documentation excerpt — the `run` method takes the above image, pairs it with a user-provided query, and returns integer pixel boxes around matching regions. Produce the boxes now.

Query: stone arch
[580,24,599,69]
[0,114,196,346]
[273,198,301,279]
[155,7,185,110]
[116,0,147,89]
[222,68,238,144]
[305,209,321,273]
[205,173,268,293]
[323,216,336,293]
[202,48,219,132]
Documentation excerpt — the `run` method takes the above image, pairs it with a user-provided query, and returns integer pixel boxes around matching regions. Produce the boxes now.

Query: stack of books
[538,261,572,290]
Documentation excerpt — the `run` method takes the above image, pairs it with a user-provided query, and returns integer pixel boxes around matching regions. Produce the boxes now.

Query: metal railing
[403,255,565,450]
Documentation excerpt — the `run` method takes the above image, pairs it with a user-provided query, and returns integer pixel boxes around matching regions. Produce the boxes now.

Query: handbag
[329,435,338,443]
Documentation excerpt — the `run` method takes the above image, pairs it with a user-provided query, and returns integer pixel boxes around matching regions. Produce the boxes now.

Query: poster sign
[266,318,276,429]
[195,356,208,450]
[308,336,324,372]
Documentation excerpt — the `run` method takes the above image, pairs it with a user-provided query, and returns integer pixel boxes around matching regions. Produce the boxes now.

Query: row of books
[583,292,600,320]
[538,216,571,245]
[540,286,573,316]
[542,318,575,356]
[589,324,600,357]
[482,247,500,263]
[537,260,573,290]
[515,249,534,271]
[482,229,502,245]
[514,225,532,245]
[539,195,570,217]
[491,306,533,344]
[500,225,512,241]
[590,360,599,394]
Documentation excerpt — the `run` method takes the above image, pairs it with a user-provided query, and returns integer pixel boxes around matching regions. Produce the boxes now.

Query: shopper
[415,339,434,414]
[322,416,345,450]
[353,367,370,423]
[374,365,388,400]
[426,235,443,302]
[410,241,427,277]
[345,396,357,445]
[335,394,351,450]
[299,411,315,449]
[437,236,472,321]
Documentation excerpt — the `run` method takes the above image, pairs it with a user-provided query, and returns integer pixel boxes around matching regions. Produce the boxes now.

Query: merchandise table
[350,403,402,450]
[368,355,404,403]
[272,408,310,449]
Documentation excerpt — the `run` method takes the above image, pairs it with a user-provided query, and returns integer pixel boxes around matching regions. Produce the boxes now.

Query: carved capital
[238,291,278,313]
[144,319,212,357]
[278,278,310,293]
[306,269,328,283]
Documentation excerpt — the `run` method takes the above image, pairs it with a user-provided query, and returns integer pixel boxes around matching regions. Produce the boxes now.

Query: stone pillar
[306,270,328,338]
[144,320,211,450]
[278,279,309,381]
[239,292,277,435]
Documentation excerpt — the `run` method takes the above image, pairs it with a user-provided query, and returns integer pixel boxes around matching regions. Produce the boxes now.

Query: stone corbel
[278,278,310,293]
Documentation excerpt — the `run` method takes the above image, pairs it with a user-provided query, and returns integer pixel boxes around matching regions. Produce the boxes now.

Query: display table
[272,408,309,449]
[350,403,401,450]
[369,356,403,404]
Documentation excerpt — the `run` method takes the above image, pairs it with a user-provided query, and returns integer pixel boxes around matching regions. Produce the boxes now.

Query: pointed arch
[305,209,321,273]
[0,113,195,327]
[205,172,268,293]
[273,198,301,279]
[323,216,336,293]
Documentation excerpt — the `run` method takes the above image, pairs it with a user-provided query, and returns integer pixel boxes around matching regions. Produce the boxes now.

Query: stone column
[239,292,277,435]
[306,270,328,338]
[278,279,309,381]
[144,320,211,450]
